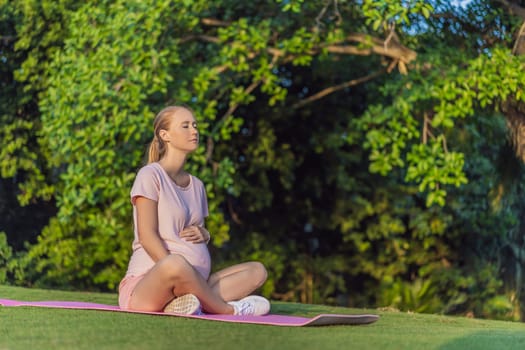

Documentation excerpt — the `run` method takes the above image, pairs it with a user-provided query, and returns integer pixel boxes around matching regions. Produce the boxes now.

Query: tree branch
[188,21,418,155]
[315,0,331,30]
[190,17,418,64]
[179,34,220,44]
[329,33,417,63]
[201,18,231,27]
[184,31,416,70]
[314,0,343,31]
[512,21,525,55]
[205,80,262,163]
[227,196,243,225]
[496,0,525,20]
[292,68,387,109]
[1,35,16,45]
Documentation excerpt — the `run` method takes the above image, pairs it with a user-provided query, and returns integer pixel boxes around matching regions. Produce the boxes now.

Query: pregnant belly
[127,242,211,280]
[166,241,211,279]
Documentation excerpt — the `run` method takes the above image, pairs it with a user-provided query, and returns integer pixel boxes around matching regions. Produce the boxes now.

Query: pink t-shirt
[125,162,211,279]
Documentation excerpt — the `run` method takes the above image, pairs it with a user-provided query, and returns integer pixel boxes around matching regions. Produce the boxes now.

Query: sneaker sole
[163,294,201,315]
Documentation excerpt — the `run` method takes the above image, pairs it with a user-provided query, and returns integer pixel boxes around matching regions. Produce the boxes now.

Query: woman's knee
[157,254,194,280]
[249,261,268,287]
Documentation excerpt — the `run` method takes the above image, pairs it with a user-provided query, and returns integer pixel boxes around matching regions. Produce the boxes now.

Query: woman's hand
[180,225,210,244]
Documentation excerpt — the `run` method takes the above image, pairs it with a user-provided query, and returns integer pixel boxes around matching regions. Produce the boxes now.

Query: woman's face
[161,108,199,154]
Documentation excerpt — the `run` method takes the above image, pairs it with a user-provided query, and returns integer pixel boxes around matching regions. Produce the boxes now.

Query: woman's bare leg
[207,261,268,301]
[128,254,234,314]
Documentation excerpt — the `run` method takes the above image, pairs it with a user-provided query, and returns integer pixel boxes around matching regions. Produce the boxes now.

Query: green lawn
[1,285,524,350]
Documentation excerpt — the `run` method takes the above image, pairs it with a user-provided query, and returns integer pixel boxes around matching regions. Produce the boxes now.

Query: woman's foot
[163,294,201,315]
[228,295,270,316]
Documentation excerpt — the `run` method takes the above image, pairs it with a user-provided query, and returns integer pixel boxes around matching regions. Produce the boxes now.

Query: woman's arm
[135,196,170,262]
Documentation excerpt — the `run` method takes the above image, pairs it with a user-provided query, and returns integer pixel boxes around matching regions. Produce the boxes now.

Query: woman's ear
[159,129,170,142]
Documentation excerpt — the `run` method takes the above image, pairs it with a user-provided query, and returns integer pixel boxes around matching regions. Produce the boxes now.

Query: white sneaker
[228,295,270,316]
[163,294,201,315]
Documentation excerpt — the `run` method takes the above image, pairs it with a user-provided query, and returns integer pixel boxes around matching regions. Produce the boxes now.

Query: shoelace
[236,301,254,315]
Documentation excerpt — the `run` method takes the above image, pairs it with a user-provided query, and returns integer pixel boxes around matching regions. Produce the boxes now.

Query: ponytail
[147,135,163,164]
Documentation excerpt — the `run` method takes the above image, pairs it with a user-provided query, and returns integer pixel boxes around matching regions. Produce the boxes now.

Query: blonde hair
[147,105,194,163]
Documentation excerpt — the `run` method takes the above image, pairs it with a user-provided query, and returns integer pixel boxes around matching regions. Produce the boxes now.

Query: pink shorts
[118,275,145,309]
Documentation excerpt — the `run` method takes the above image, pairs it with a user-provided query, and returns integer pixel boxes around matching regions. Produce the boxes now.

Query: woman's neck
[158,152,187,178]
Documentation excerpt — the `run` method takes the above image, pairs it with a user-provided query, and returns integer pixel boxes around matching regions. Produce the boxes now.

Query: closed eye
[182,122,198,129]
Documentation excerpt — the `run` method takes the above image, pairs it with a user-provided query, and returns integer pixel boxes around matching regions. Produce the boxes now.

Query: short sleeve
[130,165,160,204]
[192,176,209,218]
[201,182,209,218]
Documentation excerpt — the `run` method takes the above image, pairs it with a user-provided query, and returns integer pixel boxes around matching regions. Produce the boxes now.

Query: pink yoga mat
[0,298,379,327]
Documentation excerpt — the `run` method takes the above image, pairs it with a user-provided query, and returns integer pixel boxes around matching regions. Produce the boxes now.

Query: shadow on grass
[271,301,376,317]
[437,330,525,350]
[271,302,328,316]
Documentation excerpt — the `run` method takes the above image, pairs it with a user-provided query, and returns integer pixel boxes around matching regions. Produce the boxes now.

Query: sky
[450,0,474,8]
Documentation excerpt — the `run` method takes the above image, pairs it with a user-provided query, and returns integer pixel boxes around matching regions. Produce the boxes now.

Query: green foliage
[0,0,77,202]
[275,0,305,13]
[378,278,443,314]
[0,232,12,283]
[406,139,468,207]
[0,232,30,287]
[362,0,433,30]
[439,263,511,318]
[216,232,289,298]
[24,0,176,288]
[433,49,525,126]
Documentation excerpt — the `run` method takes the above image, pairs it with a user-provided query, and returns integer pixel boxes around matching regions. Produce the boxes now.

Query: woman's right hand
[180,225,210,244]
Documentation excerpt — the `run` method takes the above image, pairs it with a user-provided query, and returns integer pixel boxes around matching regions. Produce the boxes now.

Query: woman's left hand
[180,225,210,244]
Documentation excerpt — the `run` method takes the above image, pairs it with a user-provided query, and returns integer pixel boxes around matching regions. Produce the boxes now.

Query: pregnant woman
[118,105,270,316]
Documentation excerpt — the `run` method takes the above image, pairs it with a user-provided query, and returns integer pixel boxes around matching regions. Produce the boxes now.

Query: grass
[1,285,525,350]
